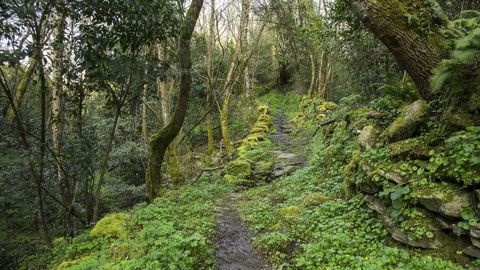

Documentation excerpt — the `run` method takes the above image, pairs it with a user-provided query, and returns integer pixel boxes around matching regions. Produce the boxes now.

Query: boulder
[382,100,429,143]
[226,159,252,178]
[387,138,430,159]
[358,125,379,150]
[384,216,442,249]
[463,246,480,259]
[415,183,475,219]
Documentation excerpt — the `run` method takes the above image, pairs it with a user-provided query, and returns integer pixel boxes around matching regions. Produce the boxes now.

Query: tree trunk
[142,75,149,142]
[307,53,316,98]
[206,0,216,154]
[240,0,251,96]
[146,0,204,201]
[92,105,121,222]
[348,0,446,99]
[38,52,53,249]
[51,2,74,231]
[157,46,184,184]
[6,52,39,120]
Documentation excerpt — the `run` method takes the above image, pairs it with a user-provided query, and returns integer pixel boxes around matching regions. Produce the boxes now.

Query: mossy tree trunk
[146,0,204,201]
[348,0,447,100]
[206,0,215,153]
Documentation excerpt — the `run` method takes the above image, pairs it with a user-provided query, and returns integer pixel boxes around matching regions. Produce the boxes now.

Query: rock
[434,216,452,231]
[272,164,297,179]
[358,125,379,150]
[470,224,480,238]
[364,195,387,215]
[471,237,480,248]
[375,169,408,185]
[277,152,297,160]
[387,138,430,159]
[415,183,475,219]
[453,224,468,237]
[226,159,252,178]
[382,100,429,143]
[469,92,480,112]
[367,111,385,119]
[384,216,442,249]
[463,246,480,258]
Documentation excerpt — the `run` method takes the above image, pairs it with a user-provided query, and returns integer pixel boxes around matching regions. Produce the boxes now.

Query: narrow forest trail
[213,109,305,270]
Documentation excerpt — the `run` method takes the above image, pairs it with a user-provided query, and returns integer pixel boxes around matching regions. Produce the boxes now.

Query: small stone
[382,100,429,143]
[471,237,480,248]
[364,195,387,215]
[358,126,379,150]
[452,224,468,237]
[463,246,480,258]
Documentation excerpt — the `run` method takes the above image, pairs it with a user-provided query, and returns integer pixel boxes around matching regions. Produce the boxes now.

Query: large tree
[348,0,448,100]
[146,0,204,201]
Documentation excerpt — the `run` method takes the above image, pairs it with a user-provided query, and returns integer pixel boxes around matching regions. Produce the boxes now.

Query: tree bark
[146,0,204,201]
[348,0,447,100]
[206,0,215,154]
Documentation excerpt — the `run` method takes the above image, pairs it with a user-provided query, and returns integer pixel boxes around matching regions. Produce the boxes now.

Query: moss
[256,161,273,172]
[387,137,429,158]
[109,243,130,261]
[54,256,99,270]
[469,93,480,112]
[90,213,129,239]
[278,205,302,220]
[302,193,330,205]
[382,100,429,142]
[225,159,252,178]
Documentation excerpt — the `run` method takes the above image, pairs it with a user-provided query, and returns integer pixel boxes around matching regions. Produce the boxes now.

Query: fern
[431,11,480,93]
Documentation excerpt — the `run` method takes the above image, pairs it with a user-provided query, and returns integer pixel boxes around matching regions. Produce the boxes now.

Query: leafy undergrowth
[238,94,468,270]
[47,174,233,270]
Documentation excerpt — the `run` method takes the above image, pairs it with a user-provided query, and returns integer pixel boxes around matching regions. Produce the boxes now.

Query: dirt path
[213,109,303,270]
[214,194,269,270]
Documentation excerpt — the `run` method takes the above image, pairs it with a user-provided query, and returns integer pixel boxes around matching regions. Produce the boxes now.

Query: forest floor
[214,109,305,270]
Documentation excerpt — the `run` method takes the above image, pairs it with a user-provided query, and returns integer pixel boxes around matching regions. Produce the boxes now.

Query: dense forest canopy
[1,0,480,269]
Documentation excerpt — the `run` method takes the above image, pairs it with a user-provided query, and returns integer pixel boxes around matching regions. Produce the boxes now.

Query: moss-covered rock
[387,137,430,159]
[358,125,379,150]
[225,159,252,178]
[382,100,429,143]
[278,205,302,221]
[255,161,273,172]
[414,182,475,219]
[302,193,330,206]
[90,213,129,239]
[384,214,443,249]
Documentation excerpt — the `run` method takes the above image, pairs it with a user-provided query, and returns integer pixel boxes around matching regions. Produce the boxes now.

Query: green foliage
[426,126,480,184]
[432,11,480,93]
[49,176,233,269]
